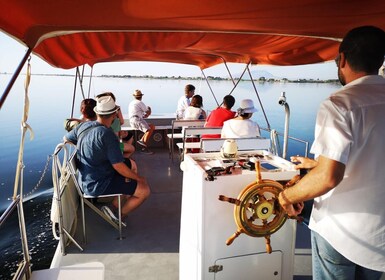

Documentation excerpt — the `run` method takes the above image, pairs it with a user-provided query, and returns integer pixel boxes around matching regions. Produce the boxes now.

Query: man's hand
[144,106,152,118]
[278,190,304,217]
[290,156,318,170]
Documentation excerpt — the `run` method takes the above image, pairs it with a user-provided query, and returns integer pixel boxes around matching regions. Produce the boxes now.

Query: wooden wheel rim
[234,180,287,237]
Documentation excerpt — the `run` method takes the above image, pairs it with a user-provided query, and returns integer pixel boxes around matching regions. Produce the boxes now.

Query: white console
[179,151,299,280]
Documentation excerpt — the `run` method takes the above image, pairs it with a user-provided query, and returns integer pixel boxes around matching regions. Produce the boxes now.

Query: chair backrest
[200,137,271,152]
[171,119,205,130]
[183,126,223,137]
[67,149,87,197]
[182,127,223,150]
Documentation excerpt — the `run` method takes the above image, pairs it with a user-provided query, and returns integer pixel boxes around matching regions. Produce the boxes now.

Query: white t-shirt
[176,96,190,119]
[309,75,385,271]
[221,119,260,138]
[128,100,148,119]
[183,106,204,120]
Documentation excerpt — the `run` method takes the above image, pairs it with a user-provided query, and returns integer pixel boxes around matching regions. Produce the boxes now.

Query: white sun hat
[238,99,257,113]
[93,96,119,115]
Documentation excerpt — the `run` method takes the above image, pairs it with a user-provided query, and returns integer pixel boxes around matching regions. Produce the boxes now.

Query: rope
[13,57,34,200]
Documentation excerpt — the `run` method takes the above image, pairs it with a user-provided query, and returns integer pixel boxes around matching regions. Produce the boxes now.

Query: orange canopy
[1,0,385,69]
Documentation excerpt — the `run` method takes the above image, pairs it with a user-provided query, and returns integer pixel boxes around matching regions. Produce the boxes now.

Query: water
[0,74,341,278]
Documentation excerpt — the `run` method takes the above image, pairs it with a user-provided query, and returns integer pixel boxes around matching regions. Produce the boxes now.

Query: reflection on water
[0,74,341,275]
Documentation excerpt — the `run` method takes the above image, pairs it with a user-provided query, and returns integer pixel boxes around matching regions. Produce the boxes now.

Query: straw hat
[93,96,119,115]
[133,90,144,97]
[238,99,257,113]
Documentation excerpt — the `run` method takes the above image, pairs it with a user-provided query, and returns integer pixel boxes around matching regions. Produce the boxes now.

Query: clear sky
[0,32,338,80]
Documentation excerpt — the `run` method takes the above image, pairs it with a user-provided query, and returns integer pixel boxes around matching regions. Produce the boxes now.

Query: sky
[0,32,338,81]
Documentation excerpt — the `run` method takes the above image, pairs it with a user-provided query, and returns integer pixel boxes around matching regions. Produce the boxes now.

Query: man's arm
[279,155,345,216]
[112,161,144,182]
[144,106,151,118]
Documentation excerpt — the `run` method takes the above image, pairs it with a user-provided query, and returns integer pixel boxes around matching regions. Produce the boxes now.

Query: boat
[1,1,385,279]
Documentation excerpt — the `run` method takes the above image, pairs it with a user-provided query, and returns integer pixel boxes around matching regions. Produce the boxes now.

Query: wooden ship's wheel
[219,161,290,254]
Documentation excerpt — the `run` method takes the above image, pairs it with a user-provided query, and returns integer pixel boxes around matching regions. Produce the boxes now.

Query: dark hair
[190,95,203,108]
[339,26,385,74]
[238,112,253,119]
[96,92,116,101]
[185,84,195,94]
[80,98,96,119]
[223,95,235,109]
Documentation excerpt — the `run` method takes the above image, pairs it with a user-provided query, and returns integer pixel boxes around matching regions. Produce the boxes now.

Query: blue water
[0,75,341,210]
[0,74,341,277]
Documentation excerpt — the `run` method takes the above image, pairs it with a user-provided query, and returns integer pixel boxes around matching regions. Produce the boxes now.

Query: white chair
[176,127,223,161]
[200,137,271,153]
[52,143,84,255]
[66,147,125,242]
[166,119,205,161]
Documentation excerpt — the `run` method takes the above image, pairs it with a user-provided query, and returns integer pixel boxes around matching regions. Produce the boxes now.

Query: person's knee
[136,181,151,199]
[130,159,138,173]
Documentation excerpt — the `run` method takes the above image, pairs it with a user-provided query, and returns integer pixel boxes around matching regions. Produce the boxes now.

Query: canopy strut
[247,66,271,131]
[0,48,33,110]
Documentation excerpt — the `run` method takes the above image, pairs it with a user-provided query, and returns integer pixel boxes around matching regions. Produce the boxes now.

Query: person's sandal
[137,140,147,147]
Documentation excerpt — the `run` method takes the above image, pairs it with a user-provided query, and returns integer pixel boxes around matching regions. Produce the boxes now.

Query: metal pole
[0,48,33,110]
[247,66,271,131]
[201,70,220,107]
[278,92,290,159]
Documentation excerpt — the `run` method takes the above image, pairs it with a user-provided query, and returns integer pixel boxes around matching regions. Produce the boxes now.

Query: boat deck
[48,147,313,280]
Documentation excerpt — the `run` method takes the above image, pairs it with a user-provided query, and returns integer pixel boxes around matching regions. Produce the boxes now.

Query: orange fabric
[1,0,385,69]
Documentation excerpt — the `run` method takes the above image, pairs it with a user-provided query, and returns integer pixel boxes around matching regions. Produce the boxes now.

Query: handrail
[261,127,309,158]
[0,196,20,227]
[12,260,29,280]
[0,195,32,280]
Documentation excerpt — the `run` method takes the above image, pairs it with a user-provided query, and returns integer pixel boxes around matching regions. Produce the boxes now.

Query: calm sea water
[0,74,341,277]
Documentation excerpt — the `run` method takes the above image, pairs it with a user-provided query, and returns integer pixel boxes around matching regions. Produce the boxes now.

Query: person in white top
[221,99,260,138]
[183,95,207,120]
[128,90,155,154]
[278,26,385,279]
[176,84,195,119]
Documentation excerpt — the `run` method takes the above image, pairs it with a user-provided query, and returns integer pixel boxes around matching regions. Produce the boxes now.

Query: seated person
[64,95,150,222]
[64,98,97,131]
[182,95,206,153]
[221,99,260,138]
[202,95,236,138]
[183,95,207,120]
[97,92,135,158]
[176,84,195,119]
[128,90,155,154]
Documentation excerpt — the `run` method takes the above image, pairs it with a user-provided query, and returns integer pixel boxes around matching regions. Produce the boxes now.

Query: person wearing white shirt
[128,90,155,154]
[278,26,385,279]
[183,95,207,120]
[176,84,195,119]
[221,99,260,138]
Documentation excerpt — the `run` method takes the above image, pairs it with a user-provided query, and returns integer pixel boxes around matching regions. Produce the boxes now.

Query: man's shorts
[102,159,138,196]
[129,116,150,133]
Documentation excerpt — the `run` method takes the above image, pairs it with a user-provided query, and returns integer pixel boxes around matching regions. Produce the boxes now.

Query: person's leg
[142,123,155,146]
[123,142,135,158]
[120,179,150,216]
[355,265,383,280]
[311,230,355,280]
[129,159,137,173]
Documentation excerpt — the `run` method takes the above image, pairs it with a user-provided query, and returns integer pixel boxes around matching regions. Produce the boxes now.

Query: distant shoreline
[0,72,339,84]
